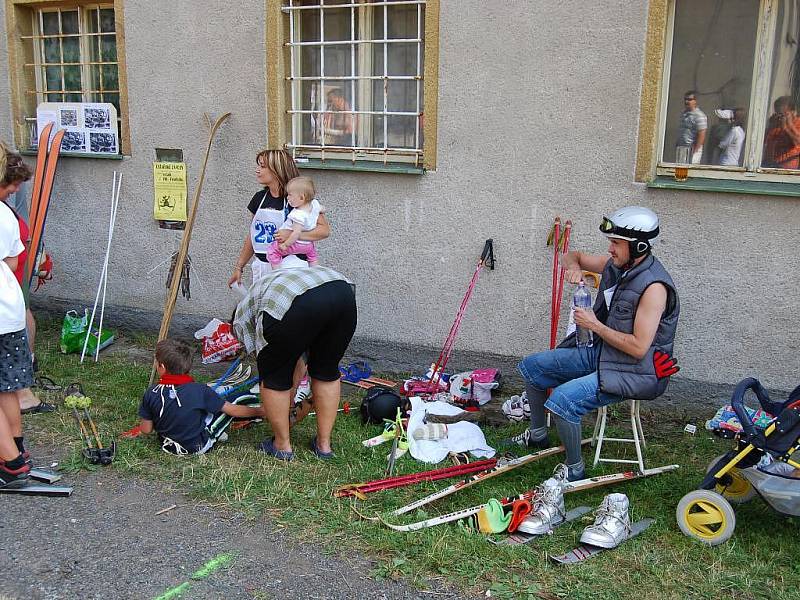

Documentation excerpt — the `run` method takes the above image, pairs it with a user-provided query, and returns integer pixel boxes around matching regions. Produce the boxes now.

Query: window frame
[4,0,131,156]
[637,0,800,186]
[266,0,440,173]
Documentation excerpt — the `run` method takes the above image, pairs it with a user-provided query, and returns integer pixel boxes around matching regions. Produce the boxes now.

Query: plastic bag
[194,318,242,364]
[59,309,114,355]
[449,369,500,407]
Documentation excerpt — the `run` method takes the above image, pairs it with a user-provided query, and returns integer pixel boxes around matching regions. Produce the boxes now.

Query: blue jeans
[517,345,622,425]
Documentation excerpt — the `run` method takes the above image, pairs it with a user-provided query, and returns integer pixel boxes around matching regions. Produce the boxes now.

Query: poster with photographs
[36,102,119,155]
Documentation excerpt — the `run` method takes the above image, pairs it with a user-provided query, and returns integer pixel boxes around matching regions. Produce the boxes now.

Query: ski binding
[549,518,655,564]
[490,506,592,546]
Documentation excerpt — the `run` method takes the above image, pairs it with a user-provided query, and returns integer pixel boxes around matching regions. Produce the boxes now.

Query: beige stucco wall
[1,1,799,390]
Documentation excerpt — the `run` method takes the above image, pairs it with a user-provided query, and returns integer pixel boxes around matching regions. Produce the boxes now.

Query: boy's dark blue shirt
[138,382,225,452]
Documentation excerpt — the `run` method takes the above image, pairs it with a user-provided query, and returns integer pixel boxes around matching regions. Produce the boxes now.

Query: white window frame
[655,0,800,183]
[282,0,426,167]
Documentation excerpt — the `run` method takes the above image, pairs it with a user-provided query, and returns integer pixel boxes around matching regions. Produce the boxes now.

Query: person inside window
[763,95,800,169]
[676,90,707,164]
[322,89,354,147]
[715,108,746,167]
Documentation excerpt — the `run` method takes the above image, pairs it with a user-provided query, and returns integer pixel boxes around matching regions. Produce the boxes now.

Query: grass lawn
[23,320,799,600]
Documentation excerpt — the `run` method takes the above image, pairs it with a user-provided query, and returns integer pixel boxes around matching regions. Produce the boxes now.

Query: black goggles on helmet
[599,216,659,240]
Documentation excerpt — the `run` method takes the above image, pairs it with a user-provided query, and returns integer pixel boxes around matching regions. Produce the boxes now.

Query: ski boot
[517,463,569,534]
[579,493,631,548]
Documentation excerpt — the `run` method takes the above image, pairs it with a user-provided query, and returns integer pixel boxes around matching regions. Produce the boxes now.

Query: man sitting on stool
[506,206,680,481]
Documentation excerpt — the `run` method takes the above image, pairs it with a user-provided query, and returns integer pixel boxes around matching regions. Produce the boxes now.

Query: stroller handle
[730,377,771,437]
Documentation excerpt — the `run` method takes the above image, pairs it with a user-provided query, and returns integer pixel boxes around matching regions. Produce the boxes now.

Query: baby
[266,176,324,268]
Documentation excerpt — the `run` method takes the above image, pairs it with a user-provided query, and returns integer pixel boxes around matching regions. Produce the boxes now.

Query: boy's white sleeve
[0,204,24,260]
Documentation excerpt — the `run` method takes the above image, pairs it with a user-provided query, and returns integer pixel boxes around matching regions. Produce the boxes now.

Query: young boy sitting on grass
[138,339,263,455]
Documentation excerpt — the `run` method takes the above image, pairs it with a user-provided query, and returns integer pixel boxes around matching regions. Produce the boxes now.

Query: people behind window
[322,88,354,147]
[714,108,746,167]
[676,90,707,164]
[762,95,800,169]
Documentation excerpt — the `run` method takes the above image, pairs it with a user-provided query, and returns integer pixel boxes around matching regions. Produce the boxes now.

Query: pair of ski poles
[548,217,572,350]
[65,396,115,465]
[80,172,122,363]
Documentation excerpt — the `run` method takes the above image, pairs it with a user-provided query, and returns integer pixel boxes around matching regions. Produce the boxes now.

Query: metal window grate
[283,0,425,165]
[21,5,121,149]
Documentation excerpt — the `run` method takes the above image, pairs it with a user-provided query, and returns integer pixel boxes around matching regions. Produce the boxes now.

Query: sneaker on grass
[500,428,550,450]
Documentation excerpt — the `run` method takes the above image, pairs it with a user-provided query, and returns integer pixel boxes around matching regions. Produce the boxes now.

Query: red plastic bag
[194,318,241,364]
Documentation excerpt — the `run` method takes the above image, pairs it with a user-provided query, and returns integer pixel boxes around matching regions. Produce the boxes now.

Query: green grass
[25,319,800,599]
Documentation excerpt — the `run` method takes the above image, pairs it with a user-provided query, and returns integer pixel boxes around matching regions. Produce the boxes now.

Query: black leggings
[257,280,357,391]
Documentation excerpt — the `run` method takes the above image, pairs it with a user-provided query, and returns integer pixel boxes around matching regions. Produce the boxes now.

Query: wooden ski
[149,112,231,384]
[25,122,53,241]
[24,125,64,288]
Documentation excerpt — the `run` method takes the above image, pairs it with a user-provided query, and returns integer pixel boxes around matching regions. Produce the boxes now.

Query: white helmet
[599,206,659,261]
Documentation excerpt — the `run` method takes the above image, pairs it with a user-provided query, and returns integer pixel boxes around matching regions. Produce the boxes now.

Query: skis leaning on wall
[24,123,65,290]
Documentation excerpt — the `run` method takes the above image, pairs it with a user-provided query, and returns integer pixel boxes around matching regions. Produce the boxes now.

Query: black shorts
[257,280,357,391]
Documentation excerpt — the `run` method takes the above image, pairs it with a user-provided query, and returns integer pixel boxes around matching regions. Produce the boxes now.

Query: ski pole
[211,356,243,392]
[71,407,94,451]
[552,219,571,345]
[548,217,561,349]
[94,172,122,362]
[83,408,105,450]
[81,172,119,363]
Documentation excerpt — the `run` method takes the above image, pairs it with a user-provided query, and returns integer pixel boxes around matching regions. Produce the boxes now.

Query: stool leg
[593,406,608,467]
[630,400,645,472]
[634,400,646,448]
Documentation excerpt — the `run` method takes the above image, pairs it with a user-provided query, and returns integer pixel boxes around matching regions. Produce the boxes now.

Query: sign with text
[153,162,187,221]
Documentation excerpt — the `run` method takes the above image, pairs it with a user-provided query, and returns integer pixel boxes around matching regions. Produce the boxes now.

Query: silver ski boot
[517,464,569,535]
[579,493,631,548]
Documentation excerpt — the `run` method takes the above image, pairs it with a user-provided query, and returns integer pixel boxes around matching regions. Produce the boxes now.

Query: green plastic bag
[59,309,114,355]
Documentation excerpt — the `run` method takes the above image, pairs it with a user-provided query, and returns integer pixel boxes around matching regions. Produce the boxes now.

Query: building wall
[1,1,798,390]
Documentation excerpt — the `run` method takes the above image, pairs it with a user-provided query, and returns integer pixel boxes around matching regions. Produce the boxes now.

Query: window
[267,0,440,172]
[644,0,800,183]
[5,1,130,154]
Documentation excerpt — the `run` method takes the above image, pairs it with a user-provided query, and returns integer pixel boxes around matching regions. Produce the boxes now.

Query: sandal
[310,436,334,460]
[21,401,56,415]
[257,437,294,461]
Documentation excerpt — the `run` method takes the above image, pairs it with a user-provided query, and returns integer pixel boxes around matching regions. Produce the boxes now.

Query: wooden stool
[591,399,646,473]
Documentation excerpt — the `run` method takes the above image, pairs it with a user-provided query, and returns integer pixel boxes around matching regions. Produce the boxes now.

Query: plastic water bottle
[573,280,593,348]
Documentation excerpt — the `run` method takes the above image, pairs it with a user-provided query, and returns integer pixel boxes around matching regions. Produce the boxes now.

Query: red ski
[24,125,65,289]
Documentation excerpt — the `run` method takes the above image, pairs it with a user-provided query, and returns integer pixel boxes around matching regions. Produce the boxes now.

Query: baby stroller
[676,377,800,545]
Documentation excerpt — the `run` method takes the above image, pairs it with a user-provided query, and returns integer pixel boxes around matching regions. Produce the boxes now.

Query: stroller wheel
[676,490,736,546]
[706,455,757,504]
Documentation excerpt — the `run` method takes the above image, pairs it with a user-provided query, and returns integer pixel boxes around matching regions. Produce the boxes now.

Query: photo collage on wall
[36,102,119,155]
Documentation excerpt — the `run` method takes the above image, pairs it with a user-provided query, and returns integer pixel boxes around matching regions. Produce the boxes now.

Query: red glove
[653,351,679,379]
[120,425,143,439]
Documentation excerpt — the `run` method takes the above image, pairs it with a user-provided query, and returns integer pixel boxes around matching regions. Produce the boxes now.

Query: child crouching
[138,339,262,455]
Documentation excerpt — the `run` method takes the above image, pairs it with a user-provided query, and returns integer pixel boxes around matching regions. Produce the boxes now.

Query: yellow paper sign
[153,162,187,221]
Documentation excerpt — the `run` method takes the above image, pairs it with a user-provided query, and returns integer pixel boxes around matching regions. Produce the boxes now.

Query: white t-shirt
[279,198,323,233]
[718,126,745,166]
[0,202,26,334]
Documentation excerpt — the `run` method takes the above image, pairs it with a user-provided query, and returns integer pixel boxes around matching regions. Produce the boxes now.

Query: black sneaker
[500,429,551,450]
[0,461,31,489]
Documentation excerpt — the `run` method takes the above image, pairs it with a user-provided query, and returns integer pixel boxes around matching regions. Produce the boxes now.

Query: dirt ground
[1,444,470,600]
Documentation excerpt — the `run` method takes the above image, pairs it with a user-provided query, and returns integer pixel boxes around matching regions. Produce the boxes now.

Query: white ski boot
[517,464,568,535]
[579,493,631,548]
